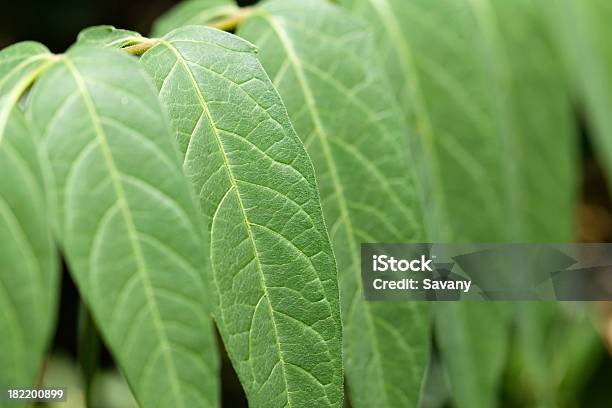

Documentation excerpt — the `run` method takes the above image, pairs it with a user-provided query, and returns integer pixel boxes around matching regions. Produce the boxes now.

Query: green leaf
[237,1,430,407]
[507,303,602,407]
[75,26,143,49]
[150,0,238,37]
[139,26,343,408]
[341,0,577,242]
[25,46,219,408]
[340,1,578,407]
[0,42,59,391]
[554,0,612,185]
[435,303,511,408]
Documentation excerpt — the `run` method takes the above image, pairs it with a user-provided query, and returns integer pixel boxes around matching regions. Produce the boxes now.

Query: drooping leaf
[151,0,238,37]
[25,46,219,408]
[237,1,430,407]
[139,26,343,408]
[0,42,59,392]
[340,0,578,407]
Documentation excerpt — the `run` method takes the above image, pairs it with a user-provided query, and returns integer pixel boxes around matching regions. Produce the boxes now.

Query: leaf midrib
[154,38,297,407]
[254,10,390,406]
[62,56,186,408]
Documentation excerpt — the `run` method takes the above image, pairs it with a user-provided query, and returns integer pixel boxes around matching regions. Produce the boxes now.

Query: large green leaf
[139,26,343,408]
[341,0,578,407]
[0,42,59,391]
[151,0,238,37]
[237,1,430,407]
[25,46,219,408]
[341,0,576,242]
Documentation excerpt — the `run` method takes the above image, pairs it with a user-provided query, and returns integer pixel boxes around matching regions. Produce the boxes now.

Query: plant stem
[122,38,160,56]
[209,6,256,31]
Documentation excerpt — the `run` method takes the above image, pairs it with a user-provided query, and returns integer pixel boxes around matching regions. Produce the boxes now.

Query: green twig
[122,38,160,56]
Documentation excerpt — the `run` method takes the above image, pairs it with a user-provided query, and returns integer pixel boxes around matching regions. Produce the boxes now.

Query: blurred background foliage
[2,0,612,407]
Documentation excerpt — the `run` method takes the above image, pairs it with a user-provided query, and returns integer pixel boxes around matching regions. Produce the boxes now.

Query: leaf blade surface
[340,1,578,407]
[0,42,59,392]
[140,25,343,408]
[26,46,219,408]
[237,1,430,407]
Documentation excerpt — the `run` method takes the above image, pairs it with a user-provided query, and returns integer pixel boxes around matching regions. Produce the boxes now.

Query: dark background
[0,0,258,51]
[3,0,612,407]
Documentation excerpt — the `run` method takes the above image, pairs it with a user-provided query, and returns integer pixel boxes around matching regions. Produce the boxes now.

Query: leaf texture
[139,26,343,408]
[237,1,430,407]
[340,0,578,407]
[342,0,577,242]
[25,46,219,408]
[151,0,238,37]
[0,42,59,392]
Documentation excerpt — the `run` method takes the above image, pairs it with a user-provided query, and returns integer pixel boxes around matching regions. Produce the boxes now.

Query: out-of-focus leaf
[554,0,612,186]
[341,0,576,242]
[91,370,139,408]
[238,1,430,407]
[553,308,601,405]
[341,0,578,407]
[75,26,143,49]
[140,26,343,408]
[0,41,59,394]
[151,0,238,37]
[40,354,86,408]
[26,47,219,408]
[435,303,511,408]
[507,303,602,407]
[418,352,451,408]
